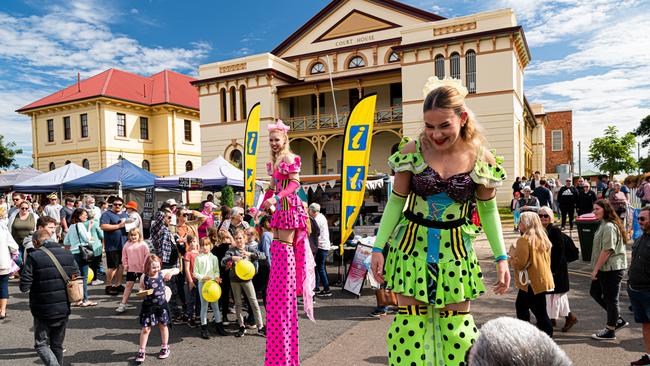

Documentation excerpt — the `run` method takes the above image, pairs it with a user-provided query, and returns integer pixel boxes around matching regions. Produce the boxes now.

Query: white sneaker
[116,303,127,313]
[91,279,104,286]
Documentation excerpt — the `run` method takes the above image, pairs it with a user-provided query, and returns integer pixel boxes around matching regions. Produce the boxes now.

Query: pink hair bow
[267,119,290,133]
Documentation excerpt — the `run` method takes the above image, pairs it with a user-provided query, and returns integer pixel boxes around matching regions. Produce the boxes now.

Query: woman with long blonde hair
[260,120,315,366]
[510,211,555,336]
[370,77,511,365]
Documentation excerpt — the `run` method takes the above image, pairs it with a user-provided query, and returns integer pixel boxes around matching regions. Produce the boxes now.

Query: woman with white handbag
[510,211,555,337]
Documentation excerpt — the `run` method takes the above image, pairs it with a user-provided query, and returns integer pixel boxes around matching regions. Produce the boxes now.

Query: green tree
[638,156,650,173]
[588,126,637,178]
[633,114,650,147]
[220,185,234,208]
[0,135,23,169]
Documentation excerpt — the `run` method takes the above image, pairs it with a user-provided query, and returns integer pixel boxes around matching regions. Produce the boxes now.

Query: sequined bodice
[411,167,476,202]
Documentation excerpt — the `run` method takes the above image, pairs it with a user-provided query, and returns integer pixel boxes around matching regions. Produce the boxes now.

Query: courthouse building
[17,69,201,176]
[194,0,544,203]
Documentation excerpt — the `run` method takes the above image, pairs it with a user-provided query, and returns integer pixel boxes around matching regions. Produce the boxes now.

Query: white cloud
[0,0,211,166]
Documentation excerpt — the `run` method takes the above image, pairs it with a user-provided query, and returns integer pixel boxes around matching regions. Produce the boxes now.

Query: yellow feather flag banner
[244,103,261,209]
[340,94,377,255]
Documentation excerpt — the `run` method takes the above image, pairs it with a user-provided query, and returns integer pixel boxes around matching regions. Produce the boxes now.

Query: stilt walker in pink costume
[261,119,315,366]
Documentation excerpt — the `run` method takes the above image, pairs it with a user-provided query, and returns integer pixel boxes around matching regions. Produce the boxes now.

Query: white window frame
[551,130,563,151]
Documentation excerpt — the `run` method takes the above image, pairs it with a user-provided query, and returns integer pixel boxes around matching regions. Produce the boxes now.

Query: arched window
[185,160,193,172]
[64,160,71,165]
[229,149,242,169]
[49,162,55,171]
[465,50,476,93]
[229,86,237,121]
[310,62,325,74]
[388,51,400,63]
[434,54,445,79]
[142,160,150,171]
[220,88,227,122]
[82,159,90,170]
[348,56,365,69]
[450,52,460,79]
[239,85,247,120]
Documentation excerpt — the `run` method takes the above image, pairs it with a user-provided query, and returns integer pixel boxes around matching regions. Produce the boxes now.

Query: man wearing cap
[100,197,128,295]
[577,182,597,216]
[558,179,579,231]
[309,203,332,297]
[165,199,178,226]
[43,194,62,240]
[125,201,143,234]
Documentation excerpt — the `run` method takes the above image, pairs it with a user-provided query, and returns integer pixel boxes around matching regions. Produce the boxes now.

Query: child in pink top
[183,236,200,326]
[116,228,150,313]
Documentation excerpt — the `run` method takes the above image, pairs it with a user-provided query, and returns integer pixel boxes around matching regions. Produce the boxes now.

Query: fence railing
[284,105,402,131]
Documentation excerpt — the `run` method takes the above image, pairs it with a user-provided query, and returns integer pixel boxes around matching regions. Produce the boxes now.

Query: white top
[43,203,62,222]
[0,221,18,275]
[314,212,330,251]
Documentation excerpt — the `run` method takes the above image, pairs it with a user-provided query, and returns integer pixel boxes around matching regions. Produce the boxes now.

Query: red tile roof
[17,68,198,112]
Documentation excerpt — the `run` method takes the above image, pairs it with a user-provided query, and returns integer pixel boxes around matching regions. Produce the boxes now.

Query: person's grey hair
[84,195,95,204]
[538,206,554,224]
[231,207,244,216]
[468,317,572,366]
[308,203,321,213]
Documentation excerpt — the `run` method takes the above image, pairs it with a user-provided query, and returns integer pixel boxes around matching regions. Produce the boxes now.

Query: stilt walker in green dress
[370,77,511,366]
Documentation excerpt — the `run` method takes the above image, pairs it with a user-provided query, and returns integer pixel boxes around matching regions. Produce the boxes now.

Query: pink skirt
[270,194,308,230]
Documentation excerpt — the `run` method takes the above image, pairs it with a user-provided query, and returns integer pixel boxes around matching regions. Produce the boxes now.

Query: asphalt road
[0,227,646,365]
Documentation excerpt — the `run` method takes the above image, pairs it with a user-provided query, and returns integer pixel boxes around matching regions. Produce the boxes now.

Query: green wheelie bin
[575,214,600,261]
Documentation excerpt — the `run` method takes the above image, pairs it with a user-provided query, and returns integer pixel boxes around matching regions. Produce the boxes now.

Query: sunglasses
[165,216,172,219]
[20,207,29,210]
[538,214,550,218]
[113,203,123,207]
[638,217,647,222]
[12,198,20,201]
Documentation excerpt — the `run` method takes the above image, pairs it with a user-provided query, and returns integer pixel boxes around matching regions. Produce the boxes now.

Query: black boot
[214,322,227,336]
[200,324,210,339]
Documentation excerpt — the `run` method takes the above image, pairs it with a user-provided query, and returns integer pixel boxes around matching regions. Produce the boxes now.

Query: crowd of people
[0,189,334,365]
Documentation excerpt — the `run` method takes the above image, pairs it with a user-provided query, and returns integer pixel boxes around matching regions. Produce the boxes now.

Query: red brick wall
[544,110,573,174]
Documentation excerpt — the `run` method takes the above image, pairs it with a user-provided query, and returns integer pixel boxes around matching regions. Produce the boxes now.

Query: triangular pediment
[314,10,399,42]
[272,0,444,57]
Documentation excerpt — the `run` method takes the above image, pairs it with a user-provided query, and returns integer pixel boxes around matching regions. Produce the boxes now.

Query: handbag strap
[39,246,70,283]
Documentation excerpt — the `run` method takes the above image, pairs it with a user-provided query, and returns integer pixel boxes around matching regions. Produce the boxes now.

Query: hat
[204,201,217,211]
[47,193,58,200]
[165,198,178,206]
[522,186,532,192]
[125,201,138,210]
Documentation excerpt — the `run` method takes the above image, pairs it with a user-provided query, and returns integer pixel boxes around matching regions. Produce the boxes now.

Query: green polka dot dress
[383,137,506,366]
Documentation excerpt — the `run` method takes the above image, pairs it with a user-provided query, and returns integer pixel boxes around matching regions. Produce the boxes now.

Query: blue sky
[1,0,649,174]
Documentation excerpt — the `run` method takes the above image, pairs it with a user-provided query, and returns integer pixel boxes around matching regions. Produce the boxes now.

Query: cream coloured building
[194,0,543,203]
[18,69,201,177]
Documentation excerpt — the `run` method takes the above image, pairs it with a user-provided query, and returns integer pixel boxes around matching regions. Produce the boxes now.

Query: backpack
[636,183,646,198]
[561,232,579,263]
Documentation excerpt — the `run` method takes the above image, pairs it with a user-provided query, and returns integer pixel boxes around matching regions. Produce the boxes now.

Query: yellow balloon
[87,268,94,284]
[201,280,222,302]
[235,259,256,281]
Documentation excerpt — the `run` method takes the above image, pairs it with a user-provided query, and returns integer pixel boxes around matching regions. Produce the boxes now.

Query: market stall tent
[13,163,92,193]
[62,159,157,193]
[0,167,43,192]
[154,156,245,190]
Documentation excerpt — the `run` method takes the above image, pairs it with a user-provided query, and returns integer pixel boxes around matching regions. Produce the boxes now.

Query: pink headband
[267,119,290,133]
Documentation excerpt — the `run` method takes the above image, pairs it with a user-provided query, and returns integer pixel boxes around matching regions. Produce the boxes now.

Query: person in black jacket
[538,207,577,332]
[576,182,597,216]
[20,229,79,366]
[558,179,579,230]
[532,179,554,209]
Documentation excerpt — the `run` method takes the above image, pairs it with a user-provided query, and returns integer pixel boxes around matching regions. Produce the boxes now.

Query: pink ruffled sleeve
[278,156,301,175]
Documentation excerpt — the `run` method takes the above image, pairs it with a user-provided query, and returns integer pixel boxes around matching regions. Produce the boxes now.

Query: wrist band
[372,247,383,253]
[494,255,508,262]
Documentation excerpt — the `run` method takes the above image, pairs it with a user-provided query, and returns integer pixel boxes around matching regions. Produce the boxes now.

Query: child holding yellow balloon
[193,237,226,339]
[222,229,266,338]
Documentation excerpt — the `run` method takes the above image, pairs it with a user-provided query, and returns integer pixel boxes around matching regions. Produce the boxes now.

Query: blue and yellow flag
[340,94,377,254]
[244,103,261,209]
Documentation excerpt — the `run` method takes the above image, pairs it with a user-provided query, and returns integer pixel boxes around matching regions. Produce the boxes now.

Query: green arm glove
[373,191,407,252]
[476,197,508,261]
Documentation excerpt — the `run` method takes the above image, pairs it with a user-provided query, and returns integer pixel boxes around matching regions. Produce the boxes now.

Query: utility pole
[578,141,581,177]
[638,141,641,175]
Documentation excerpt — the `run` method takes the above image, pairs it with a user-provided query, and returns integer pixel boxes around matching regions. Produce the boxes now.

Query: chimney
[77,72,81,92]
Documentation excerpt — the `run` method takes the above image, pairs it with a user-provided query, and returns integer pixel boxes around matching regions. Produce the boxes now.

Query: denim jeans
[185,279,200,318]
[34,317,67,366]
[73,253,88,302]
[315,249,330,291]
[198,281,221,325]
[590,269,624,327]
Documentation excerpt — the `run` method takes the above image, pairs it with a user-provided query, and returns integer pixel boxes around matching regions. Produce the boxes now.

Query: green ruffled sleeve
[470,148,506,188]
[387,137,428,174]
